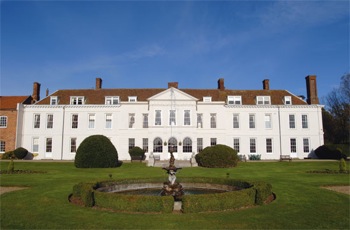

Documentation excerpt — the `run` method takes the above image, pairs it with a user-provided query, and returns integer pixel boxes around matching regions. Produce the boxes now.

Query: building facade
[16,76,324,161]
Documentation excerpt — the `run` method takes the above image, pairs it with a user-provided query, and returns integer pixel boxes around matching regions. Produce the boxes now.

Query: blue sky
[1,0,349,103]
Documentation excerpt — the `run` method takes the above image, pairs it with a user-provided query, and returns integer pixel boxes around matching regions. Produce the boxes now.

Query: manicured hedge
[195,144,239,168]
[13,147,28,159]
[314,145,347,160]
[71,178,273,213]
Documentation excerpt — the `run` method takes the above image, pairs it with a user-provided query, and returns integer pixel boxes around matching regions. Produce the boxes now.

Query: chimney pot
[263,79,270,90]
[168,82,178,88]
[305,75,319,104]
[96,78,102,90]
[218,78,225,90]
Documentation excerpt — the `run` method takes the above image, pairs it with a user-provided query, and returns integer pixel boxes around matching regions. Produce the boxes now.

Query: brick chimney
[96,78,102,90]
[168,82,178,88]
[218,78,225,90]
[32,82,41,102]
[305,75,319,104]
[263,79,270,90]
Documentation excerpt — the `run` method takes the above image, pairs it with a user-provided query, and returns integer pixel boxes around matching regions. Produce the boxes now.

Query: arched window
[183,137,192,153]
[153,137,163,153]
[168,137,178,153]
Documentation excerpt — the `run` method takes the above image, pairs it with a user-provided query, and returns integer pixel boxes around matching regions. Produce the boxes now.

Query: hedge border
[70,177,273,213]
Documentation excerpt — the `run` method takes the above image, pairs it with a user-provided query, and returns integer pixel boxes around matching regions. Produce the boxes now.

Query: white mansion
[16,76,324,161]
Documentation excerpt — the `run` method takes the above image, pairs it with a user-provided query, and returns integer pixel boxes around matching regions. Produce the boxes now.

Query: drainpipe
[278,106,283,158]
[60,106,66,160]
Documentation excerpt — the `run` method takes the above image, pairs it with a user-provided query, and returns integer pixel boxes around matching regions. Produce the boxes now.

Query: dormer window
[284,96,292,105]
[105,96,119,105]
[128,96,137,102]
[227,96,242,105]
[203,96,212,102]
[50,96,58,105]
[70,96,84,105]
[256,96,271,105]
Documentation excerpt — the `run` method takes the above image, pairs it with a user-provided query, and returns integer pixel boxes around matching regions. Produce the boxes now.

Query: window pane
[197,114,203,128]
[250,138,256,153]
[32,138,39,152]
[197,138,203,152]
[233,114,239,128]
[46,138,52,152]
[184,110,190,125]
[155,110,161,126]
[233,138,240,153]
[249,114,255,129]
[47,114,53,129]
[290,138,297,153]
[265,114,271,129]
[0,116,7,127]
[72,114,78,129]
[289,115,295,128]
[169,110,176,126]
[143,138,148,152]
[105,114,112,129]
[34,114,40,128]
[302,115,308,129]
[153,138,163,152]
[210,114,216,128]
[71,138,77,153]
[0,141,5,152]
[183,137,192,152]
[303,138,309,153]
[143,114,148,128]
[266,138,272,153]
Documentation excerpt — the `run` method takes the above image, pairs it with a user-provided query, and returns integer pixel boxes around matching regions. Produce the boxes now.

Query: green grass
[1,160,349,229]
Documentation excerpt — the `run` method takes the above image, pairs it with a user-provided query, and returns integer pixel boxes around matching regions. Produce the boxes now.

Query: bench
[130,155,146,162]
[280,155,292,162]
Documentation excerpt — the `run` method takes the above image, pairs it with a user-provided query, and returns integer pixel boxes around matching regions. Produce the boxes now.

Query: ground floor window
[303,138,309,153]
[250,138,256,153]
[71,138,77,153]
[32,138,39,152]
[168,137,178,152]
[183,137,192,152]
[129,138,135,150]
[197,138,203,152]
[143,138,148,152]
[153,137,163,153]
[266,138,273,153]
[233,138,240,153]
[290,138,297,153]
[210,138,217,146]
[0,141,5,152]
[46,138,52,152]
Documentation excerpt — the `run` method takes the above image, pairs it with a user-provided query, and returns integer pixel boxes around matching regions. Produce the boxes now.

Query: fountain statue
[161,148,184,201]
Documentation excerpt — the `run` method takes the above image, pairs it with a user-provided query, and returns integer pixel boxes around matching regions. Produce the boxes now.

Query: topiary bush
[74,135,119,168]
[315,145,347,160]
[14,147,28,159]
[1,151,15,159]
[195,144,239,168]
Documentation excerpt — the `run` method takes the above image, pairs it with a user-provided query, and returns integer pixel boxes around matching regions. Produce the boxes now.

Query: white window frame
[128,138,135,150]
[47,114,54,129]
[257,96,271,105]
[88,114,95,129]
[249,114,256,129]
[105,96,120,105]
[266,138,273,153]
[264,114,272,129]
[143,138,149,152]
[143,114,148,128]
[197,114,203,128]
[233,138,240,153]
[203,96,212,102]
[210,138,217,146]
[72,114,78,129]
[233,114,240,129]
[129,113,135,128]
[46,137,52,153]
[197,138,203,152]
[32,137,39,153]
[34,114,40,129]
[284,96,292,105]
[128,96,137,102]
[184,110,191,126]
[227,96,242,105]
[302,114,308,129]
[290,138,297,153]
[105,114,112,129]
[210,113,217,128]
[0,140,5,153]
[70,96,84,105]
[289,114,296,129]
[303,138,310,153]
[70,137,77,153]
[250,138,256,153]
[155,110,162,126]
[50,96,58,105]
[0,116,8,128]
[169,110,176,126]
[183,137,192,153]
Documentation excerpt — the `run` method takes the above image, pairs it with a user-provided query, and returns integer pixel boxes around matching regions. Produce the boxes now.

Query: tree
[324,73,350,144]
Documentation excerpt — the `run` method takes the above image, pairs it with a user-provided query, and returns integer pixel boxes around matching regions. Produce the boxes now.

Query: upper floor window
[128,96,137,102]
[233,114,239,129]
[257,96,271,105]
[227,96,242,105]
[197,114,203,128]
[105,96,119,105]
[47,114,53,129]
[155,110,162,126]
[34,114,40,128]
[264,114,272,129]
[249,114,255,129]
[105,114,112,129]
[70,96,84,105]
[129,113,135,128]
[203,97,212,102]
[72,114,78,129]
[289,114,296,129]
[50,96,58,105]
[88,114,95,129]
[210,113,216,128]
[169,110,176,126]
[0,116,8,128]
[184,110,191,126]
[302,115,308,129]
[284,96,292,105]
[143,114,149,128]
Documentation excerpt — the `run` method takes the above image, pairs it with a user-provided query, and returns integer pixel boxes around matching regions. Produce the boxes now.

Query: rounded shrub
[195,144,239,168]
[14,147,28,159]
[315,145,346,160]
[74,135,118,168]
[129,146,145,157]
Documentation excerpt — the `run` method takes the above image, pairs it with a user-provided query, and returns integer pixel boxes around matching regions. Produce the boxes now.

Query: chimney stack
[263,79,270,90]
[168,82,179,88]
[96,78,102,90]
[32,82,41,102]
[218,78,225,90]
[305,75,319,104]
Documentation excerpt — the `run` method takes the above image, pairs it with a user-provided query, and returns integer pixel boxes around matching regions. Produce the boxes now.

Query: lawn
[0,160,349,229]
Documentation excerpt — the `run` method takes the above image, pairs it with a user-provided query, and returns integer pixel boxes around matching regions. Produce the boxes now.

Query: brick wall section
[0,109,18,152]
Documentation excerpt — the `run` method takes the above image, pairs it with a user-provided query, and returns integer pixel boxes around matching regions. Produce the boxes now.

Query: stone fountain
[161,149,184,201]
